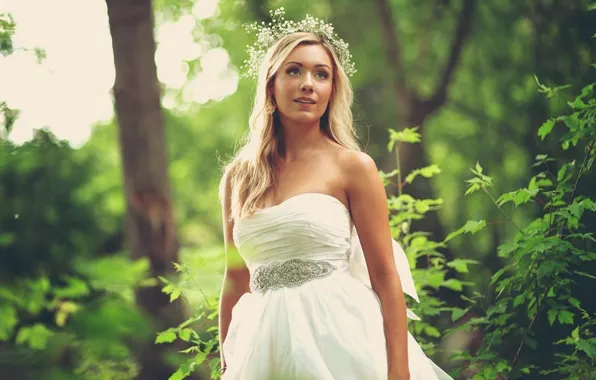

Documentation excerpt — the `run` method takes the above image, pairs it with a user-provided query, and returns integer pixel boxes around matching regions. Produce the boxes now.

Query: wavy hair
[221,32,361,221]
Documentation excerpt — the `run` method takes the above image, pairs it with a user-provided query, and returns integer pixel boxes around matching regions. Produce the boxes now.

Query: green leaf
[482,367,497,379]
[490,267,509,285]
[557,310,574,325]
[442,279,463,291]
[16,324,53,350]
[424,326,441,338]
[426,272,445,288]
[209,358,222,378]
[405,164,441,184]
[0,287,22,305]
[388,127,421,144]
[29,277,50,293]
[496,243,515,259]
[569,202,582,218]
[447,259,479,274]
[579,198,596,211]
[55,301,80,327]
[513,294,525,307]
[414,201,430,214]
[475,161,483,175]
[178,328,193,342]
[451,307,469,322]
[568,97,586,110]
[465,220,486,234]
[496,361,509,372]
[168,359,196,380]
[496,192,515,207]
[571,327,580,340]
[379,169,400,186]
[170,288,182,302]
[0,305,18,340]
[464,182,480,195]
[179,346,199,354]
[577,339,596,359]
[0,232,15,246]
[527,301,537,319]
[538,119,555,140]
[511,188,539,207]
[53,276,90,299]
[155,329,177,344]
[445,220,487,242]
[548,309,558,326]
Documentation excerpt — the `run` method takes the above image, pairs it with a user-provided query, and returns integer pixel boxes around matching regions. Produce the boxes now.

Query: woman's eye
[315,71,329,80]
[285,67,329,80]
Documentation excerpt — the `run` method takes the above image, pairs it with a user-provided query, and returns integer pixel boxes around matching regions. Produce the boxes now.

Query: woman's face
[272,44,333,127]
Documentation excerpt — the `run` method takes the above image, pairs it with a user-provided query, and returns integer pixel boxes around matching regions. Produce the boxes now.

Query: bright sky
[0,0,237,147]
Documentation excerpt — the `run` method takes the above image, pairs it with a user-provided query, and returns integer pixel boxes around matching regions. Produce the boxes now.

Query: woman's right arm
[218,168,250,373]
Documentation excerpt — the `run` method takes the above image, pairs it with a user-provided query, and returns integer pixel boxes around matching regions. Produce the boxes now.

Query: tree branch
[428,0,477,113]
[373,0,412,111]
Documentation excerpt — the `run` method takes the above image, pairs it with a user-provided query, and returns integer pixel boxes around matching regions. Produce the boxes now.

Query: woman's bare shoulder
[219,161,239,203]
[322,145,376,192]
[332,147,373,171]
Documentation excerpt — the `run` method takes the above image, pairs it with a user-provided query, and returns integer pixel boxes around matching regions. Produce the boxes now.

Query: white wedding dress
[223,193,453,380]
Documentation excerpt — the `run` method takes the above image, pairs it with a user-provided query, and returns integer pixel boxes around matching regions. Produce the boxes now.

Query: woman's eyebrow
[285,61,331,70]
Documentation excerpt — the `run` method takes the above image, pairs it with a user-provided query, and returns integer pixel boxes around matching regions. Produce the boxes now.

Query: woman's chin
[287,112,322,125]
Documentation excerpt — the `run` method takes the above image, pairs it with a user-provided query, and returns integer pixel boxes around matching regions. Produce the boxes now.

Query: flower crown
[242,8,356,79]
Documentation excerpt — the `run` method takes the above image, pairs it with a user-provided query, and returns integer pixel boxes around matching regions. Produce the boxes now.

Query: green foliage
[0,131,153,378]
[0,131,105,278]
[156,262,221,380]
[0,255,153,378]
[447,72,596,379]
[0,12,15,55]
[382,125,477,360]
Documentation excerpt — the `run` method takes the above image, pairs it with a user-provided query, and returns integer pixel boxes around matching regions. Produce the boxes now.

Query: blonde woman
[218,10,452,380]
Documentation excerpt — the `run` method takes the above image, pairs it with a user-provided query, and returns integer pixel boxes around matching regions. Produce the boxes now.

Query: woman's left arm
[343,151,410,380]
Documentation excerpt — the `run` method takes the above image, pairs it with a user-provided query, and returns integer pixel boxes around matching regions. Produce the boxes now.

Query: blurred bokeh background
[1,0,595,379]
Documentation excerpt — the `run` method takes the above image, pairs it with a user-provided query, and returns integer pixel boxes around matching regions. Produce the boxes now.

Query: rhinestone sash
[251,258,337,293]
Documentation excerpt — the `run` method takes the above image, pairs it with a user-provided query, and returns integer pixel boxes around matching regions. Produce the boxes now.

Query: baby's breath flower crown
[242,8,356,79]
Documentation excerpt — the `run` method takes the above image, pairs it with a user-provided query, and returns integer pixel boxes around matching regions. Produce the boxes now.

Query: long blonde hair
[221,32,361,221]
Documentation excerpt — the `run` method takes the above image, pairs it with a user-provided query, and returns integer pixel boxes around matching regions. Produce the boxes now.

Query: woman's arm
[342,151,410,380]
[218,168,251,373]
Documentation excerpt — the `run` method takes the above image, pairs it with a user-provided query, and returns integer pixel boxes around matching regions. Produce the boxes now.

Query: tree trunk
[105,1,189,379]
[374,0,477,305]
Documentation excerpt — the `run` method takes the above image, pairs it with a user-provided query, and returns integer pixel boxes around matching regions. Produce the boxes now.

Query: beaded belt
[251,258,337,293]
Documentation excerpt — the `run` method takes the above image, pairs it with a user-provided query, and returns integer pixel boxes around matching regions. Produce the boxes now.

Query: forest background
[1,0,595,379]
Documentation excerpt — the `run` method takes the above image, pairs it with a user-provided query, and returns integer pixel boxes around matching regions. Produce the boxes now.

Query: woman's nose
[300,74,314,92]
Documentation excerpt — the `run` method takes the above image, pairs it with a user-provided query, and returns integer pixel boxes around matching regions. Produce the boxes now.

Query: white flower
[241,8,357,79]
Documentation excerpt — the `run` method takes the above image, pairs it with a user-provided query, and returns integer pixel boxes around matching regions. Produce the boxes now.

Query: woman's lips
[295,101,315,108]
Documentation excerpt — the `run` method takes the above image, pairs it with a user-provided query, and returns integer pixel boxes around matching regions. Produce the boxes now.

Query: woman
[218,10,452,380]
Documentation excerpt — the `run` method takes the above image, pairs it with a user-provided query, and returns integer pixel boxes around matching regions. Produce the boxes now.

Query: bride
[218,9,453,380]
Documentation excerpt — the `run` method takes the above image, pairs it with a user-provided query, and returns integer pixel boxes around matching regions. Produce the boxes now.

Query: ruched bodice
[223,193,453,380]
[233,193,353,273]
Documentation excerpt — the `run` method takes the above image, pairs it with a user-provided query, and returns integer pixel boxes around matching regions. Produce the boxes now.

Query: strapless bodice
[233,193,353,272]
